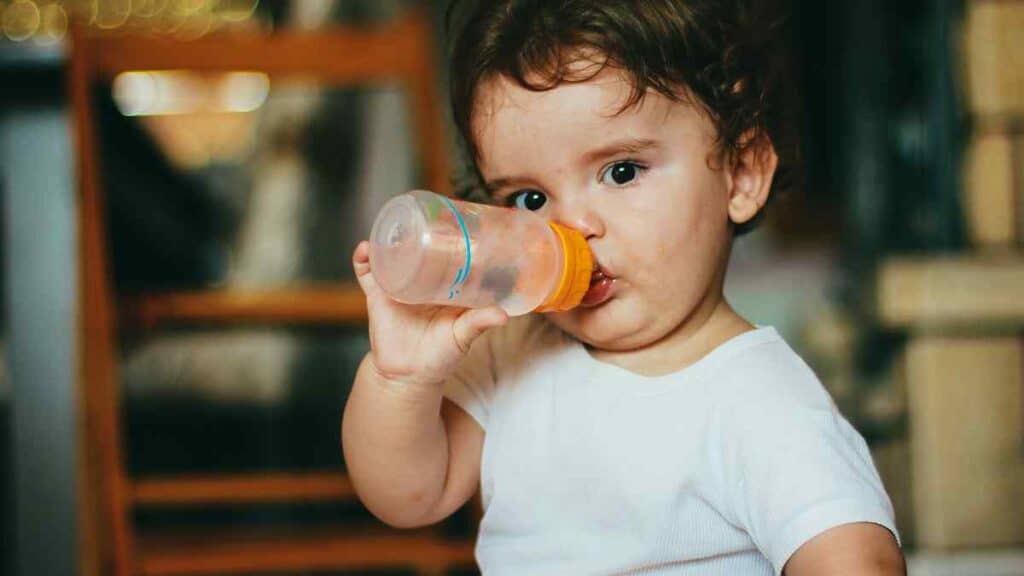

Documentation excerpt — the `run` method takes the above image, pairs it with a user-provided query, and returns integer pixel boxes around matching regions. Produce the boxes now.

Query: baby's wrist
[365,353,446,399]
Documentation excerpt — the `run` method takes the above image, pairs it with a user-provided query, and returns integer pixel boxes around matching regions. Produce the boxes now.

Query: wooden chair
[68,13,475,575]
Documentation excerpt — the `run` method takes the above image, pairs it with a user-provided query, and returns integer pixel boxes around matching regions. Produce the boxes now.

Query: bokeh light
[3,0,41,41]
[0,0,259,41]
[94,0,130,29]
[215,0,255,23]
[113,70,270,116]
[219,71,269,113]
[35,2,67,44]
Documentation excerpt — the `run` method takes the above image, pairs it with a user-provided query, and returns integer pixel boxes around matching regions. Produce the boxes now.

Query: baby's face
[473,69,735,351]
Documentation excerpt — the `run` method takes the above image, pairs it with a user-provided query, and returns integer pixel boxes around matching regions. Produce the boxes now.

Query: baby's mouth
[590,261,615,284]
[581,264,616,308]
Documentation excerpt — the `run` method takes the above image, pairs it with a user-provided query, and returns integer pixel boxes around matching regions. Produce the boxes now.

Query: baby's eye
[507,189,548,211]
[599,161,645,186]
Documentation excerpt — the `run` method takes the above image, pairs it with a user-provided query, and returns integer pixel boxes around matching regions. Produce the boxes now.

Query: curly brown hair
[446,0,799,235]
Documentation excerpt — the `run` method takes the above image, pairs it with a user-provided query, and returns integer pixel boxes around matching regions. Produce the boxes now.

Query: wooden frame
[69,12,468,575]
[124,288,369,328]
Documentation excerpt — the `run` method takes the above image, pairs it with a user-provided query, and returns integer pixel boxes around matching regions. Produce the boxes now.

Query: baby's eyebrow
[482,176,536,196]
[580,138,659,164]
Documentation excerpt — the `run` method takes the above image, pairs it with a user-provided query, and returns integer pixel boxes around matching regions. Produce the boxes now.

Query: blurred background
[0,0,1021,574]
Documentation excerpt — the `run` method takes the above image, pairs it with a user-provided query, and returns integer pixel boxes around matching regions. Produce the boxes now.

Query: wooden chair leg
[69,22,136,575]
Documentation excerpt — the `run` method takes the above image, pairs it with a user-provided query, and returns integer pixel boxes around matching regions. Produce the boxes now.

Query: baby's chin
[545,304,660,352]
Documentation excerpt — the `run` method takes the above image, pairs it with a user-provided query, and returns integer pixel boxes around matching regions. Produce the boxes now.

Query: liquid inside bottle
[369,190,590,316]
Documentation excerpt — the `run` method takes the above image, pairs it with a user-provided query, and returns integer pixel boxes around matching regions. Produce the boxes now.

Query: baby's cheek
[651,241,673,260]
[647,219,691,260]
[652,237,708,295]
[638,243,683,291]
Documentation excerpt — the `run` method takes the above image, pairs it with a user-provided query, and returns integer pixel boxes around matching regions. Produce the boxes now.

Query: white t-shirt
[443,316,898,575]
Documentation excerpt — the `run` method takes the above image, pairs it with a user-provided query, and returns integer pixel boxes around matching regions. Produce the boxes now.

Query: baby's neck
[587,297,754,378]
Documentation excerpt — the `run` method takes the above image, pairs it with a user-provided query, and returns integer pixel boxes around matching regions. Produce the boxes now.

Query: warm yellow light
[112,70,270,116]
[35,2,66,44]
[152,9,185,34]
[67,0,98,26]
[166,0,199,17]
[219,72,269,112]
[94,0,130,29]
[113,71,160,116]
[215,0,255,22]
[131,0,162,18]
[2,0,40,41]
[173,9,213,40]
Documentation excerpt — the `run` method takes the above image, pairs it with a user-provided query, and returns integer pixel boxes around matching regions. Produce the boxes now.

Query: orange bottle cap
[535,222,594,312]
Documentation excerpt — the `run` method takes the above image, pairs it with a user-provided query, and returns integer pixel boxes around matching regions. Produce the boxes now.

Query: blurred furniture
[878,257,1024,549]
[69,13,475,575]
[961,0,1024,250]
[874,0,1024,553]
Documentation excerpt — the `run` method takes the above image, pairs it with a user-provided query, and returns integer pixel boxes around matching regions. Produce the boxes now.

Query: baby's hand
[352,241,508,390]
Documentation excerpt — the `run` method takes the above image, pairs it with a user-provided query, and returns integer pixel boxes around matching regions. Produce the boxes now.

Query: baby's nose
[577,212,605,239]
[557,192,602,237]
[556,202,605,239]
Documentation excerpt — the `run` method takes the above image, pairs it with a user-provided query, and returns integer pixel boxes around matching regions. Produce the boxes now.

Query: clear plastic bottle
[368,190,593,316]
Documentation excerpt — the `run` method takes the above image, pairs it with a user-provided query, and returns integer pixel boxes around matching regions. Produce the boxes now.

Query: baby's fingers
[452,306,508,354]
[352,241,371,275]
[352,241,380,295]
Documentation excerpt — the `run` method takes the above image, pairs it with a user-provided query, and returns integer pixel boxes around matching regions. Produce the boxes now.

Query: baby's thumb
[452,306,508,354]
[352,241,380,295]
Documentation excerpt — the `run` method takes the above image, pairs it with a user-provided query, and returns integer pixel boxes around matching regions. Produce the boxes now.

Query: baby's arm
[342,360,484,527]
[341,241,505,528]
[784,522,905,575]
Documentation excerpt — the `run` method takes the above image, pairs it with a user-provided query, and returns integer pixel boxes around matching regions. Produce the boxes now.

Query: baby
[343,1,904,574]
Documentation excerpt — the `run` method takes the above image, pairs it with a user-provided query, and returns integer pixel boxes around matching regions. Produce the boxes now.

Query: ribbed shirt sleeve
[710,400,900,575]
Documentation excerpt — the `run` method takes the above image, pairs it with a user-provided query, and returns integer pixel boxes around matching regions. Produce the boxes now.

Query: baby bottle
[368,190,593,316]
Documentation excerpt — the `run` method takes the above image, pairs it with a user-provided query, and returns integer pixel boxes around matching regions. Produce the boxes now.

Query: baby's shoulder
[709,329,835,414]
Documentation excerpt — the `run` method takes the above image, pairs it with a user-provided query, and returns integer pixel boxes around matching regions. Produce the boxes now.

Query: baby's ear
[727,131,778,226]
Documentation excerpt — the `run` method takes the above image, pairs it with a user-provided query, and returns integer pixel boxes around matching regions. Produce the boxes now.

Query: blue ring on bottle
[441,197,472,299]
